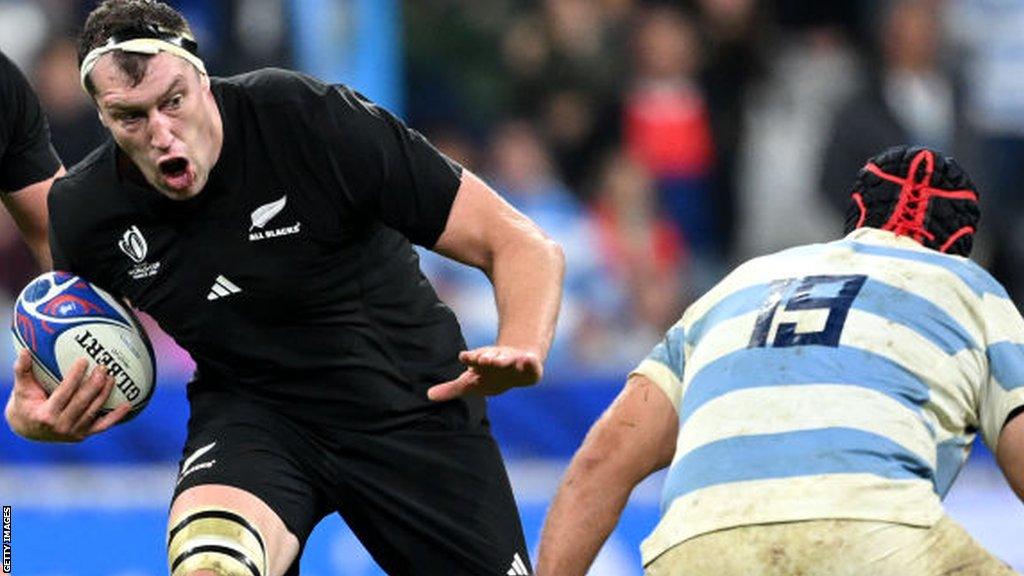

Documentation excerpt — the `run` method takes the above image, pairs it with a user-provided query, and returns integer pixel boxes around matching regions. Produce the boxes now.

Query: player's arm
[1,165,64,269]
[536,374,678,576]
[997,409,1024,503]
[299,81,563,399]
[427,170,565,401]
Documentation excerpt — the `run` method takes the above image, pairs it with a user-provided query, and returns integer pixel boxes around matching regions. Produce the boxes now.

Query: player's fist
[4,350,131,442]
[427,345,544,402]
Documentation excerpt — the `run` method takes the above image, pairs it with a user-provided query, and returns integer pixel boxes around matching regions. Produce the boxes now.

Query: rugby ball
[10,271,155,421]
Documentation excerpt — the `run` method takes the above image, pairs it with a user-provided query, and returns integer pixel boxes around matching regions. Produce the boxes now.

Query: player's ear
[96,108,109,128]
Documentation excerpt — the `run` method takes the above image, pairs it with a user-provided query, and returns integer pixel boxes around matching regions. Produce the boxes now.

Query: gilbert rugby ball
[11,271,155,420]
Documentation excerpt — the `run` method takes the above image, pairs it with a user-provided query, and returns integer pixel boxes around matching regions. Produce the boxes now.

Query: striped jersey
[633,228,1024,565]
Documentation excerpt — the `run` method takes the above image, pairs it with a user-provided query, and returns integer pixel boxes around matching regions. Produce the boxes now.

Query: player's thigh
[333,426,530,576]
[172,390,330,576]
[169,484,300,576]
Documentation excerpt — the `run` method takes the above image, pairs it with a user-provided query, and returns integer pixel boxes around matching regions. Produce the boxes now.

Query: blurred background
[1,0,1023,574]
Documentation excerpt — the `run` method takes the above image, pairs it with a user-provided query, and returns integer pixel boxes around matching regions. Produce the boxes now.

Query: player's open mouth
[158,157,194,191]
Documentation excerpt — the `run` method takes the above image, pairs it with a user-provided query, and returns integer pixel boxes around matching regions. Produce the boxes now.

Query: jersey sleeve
[312,82,462,247]
[47,178,76,272]
[978,291,1024,452]
[48,220,72,271]
[630,322,686,410]
[0,52,61,192]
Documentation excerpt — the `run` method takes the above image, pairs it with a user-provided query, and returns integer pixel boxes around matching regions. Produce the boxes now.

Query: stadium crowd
[1,0,1023,380]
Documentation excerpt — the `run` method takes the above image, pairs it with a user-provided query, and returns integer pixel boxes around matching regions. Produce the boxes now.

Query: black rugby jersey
[0,51,60,192]
[49,69,479,431]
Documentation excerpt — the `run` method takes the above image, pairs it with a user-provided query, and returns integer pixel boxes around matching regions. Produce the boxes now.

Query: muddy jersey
[0,50,60,192]
[48,68,476,431]
[634,228,1024,565]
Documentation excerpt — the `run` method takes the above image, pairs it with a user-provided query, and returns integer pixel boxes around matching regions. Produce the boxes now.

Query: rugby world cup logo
[119,225,160,279]
[118,225,148,264]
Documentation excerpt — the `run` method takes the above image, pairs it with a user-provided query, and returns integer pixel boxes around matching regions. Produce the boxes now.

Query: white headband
[79,37,207,93]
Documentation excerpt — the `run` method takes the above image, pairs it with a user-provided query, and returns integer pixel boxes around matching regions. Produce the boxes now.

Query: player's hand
[4,350,132,442]
[427,345,543,402]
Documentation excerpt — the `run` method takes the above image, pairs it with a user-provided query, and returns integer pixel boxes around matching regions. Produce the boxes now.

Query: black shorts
[172,388,531,576]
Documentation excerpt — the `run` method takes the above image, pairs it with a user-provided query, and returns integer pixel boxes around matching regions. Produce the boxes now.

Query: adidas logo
[507,553,529,576]
[207,275,242,301]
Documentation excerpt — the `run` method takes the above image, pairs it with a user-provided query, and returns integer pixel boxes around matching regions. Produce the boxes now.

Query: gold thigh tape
[168,509,266,576]
[172,552,258,576]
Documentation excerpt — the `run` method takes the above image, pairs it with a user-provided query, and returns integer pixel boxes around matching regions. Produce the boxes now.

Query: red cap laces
[854,149,978,253]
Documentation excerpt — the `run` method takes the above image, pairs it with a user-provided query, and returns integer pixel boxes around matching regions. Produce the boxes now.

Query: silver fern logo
[250,196,287,231]
[249,195,301,241]
[118,225,148,263]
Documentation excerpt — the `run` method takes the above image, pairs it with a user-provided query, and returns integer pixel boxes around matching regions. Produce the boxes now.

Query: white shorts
[645,515,1019,576]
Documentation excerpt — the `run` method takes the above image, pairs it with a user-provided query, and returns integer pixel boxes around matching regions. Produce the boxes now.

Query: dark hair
[845,145,980,256]
[78,0,194,95]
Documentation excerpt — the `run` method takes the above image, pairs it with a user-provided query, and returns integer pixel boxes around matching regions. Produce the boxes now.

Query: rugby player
[5,1,565,575]
[537,145,1024,575]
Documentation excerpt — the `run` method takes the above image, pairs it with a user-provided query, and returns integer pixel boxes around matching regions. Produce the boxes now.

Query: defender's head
[845,146,980,256]
[78,0,221,200]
